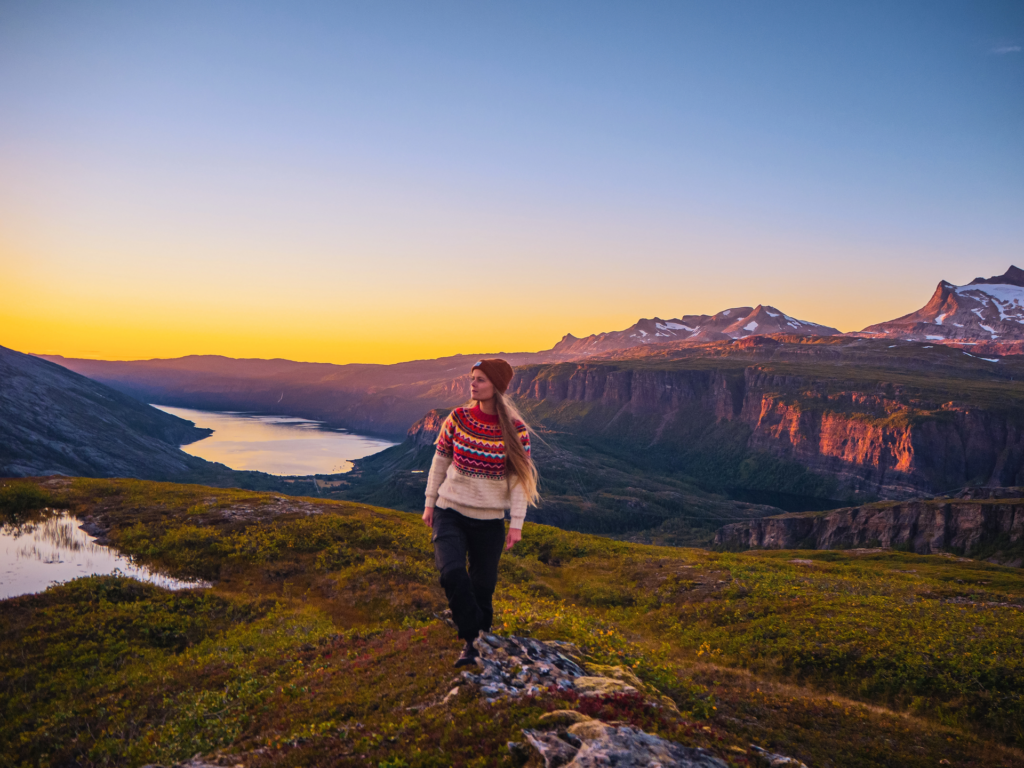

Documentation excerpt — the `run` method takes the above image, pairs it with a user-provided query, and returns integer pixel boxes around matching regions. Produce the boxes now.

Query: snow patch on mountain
[860,266,1024,342]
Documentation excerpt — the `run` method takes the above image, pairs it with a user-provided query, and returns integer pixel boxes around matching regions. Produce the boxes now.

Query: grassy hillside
[2,478,1023,767]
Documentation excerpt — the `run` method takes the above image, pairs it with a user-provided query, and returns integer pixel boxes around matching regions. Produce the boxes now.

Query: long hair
[470,391,541,507]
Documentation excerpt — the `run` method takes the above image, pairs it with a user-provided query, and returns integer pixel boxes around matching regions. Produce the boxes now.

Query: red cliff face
[406,408,450,447]
[507,362,1024,499]
[714,493,1024,566]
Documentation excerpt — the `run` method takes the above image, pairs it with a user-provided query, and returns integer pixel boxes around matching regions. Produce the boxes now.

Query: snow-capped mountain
[861,266,1024,342]
[552,305,839,356]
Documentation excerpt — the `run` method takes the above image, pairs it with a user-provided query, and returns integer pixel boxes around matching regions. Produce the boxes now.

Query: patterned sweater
[424,405,532,529]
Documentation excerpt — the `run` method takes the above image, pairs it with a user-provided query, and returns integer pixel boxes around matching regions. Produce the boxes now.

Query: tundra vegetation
[1,477,1023,767]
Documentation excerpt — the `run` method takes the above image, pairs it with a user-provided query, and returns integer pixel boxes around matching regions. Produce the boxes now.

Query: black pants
[432,507,506,641]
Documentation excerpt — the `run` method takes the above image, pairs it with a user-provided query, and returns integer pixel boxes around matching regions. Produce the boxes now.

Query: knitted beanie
[472,358,515,394]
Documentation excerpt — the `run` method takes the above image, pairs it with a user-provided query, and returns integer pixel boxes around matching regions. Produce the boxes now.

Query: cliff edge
[714,488,1024,566]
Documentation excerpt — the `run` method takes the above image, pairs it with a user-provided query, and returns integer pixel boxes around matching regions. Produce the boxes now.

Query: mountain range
[551,305,840,356]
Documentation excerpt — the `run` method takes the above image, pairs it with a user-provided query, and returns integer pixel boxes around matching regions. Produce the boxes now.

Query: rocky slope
[0,344,215,478]
[0,345,302,492]
[714,488,1024,566]
[552,305,838,356]
[861,265,1024,342]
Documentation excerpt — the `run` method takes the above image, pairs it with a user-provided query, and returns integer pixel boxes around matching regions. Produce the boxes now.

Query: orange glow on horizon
[1,213,1002,366]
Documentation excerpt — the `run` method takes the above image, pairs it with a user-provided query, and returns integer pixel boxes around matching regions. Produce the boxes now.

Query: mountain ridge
[861,265,1024,342]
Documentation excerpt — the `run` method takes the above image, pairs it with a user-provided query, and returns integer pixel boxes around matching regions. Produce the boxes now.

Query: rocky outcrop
[406,408,450,446]
[451,633,729,768]
[714,491,1024,564]
[738,381,1024,497]
[455,633,589,701]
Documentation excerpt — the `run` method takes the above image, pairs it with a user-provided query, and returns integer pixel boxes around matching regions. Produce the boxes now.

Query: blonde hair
[469,390,541,507]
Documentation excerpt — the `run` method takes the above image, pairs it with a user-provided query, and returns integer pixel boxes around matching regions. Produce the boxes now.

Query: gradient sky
[2,1,1022,364]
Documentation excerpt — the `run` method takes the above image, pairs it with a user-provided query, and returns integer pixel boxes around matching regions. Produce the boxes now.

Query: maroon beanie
[472,358,515,394]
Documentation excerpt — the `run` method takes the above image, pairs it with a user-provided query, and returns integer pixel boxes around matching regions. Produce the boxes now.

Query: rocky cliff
[714,489,1024,566]
[406,408,450,446]
[507,338,1024,500]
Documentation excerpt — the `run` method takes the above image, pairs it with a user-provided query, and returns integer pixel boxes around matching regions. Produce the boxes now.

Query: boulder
[539,710,594,726]
[572,676,638,696]
[585,664,647,692]
[520,724,730,768]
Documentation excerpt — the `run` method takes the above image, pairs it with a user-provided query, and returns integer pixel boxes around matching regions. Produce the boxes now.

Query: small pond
[0,511,208,600]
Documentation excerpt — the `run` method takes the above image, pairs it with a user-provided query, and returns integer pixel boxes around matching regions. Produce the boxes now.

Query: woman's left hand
[505,527,522,551]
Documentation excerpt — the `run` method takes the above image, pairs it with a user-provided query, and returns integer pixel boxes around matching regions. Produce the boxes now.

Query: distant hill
[861,265,1024,342]
[0,344,298,491]
[0,344,216,478]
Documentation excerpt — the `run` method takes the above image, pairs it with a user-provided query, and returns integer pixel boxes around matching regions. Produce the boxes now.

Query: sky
[1,1,1022,364]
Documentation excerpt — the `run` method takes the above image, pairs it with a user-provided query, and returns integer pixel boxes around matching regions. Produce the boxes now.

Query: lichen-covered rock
[572,676,638,696]
[566,720,610,740]
[539,710,594,726]
[523,729,581,767]
[585,663,647,691]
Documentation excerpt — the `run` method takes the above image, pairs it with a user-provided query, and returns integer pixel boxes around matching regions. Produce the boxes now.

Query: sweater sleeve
[424,412,456,507]
[509,425,532,529]
[509,482,527,529]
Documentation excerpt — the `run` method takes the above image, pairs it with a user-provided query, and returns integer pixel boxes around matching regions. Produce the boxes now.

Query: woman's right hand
[422,506,434,527]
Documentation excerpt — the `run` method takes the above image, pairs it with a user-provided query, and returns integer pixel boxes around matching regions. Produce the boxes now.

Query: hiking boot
[453,641,479,668]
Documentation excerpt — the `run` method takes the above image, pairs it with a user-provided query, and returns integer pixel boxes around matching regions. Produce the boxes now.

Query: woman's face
[470,369,495,401]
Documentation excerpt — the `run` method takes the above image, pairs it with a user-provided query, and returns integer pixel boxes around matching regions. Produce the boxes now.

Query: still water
[0,511,208,600]
[154,405,397,476]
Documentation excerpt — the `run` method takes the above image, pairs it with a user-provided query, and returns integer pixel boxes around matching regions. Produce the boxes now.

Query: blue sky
[1,1,1021,362]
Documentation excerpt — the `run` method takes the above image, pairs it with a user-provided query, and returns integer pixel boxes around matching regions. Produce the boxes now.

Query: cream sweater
[423,405,530,529]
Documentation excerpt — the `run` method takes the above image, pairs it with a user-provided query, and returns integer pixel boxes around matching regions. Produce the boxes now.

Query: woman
[422,358,540,667]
